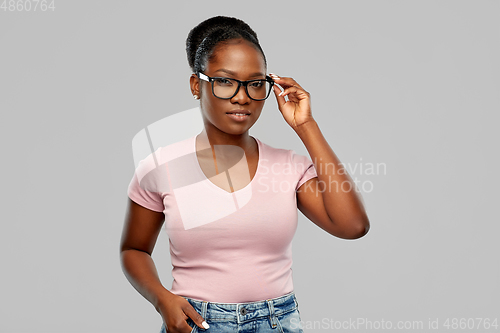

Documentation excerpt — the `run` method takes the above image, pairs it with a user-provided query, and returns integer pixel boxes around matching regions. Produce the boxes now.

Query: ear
[190,74,200,96]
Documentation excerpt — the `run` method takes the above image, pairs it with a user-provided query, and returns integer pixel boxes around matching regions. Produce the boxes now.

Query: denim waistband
[182,291,298,323]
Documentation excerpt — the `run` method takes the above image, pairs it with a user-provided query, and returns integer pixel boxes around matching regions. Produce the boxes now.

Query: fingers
[269,73,308,99]
[272,84,286,109]
[280,85,301,99]
[269,73,304,90]
[185,305,210,330]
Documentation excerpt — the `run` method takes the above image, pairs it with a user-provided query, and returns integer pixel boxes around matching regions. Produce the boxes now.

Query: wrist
[154,289,176,313]
[294,119,319,136]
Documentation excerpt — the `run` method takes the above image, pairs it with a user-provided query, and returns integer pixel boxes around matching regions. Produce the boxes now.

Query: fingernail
[278,91,284,96]
[202,321,210,329]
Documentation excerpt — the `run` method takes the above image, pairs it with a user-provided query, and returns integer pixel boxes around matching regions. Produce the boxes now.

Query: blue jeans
[159,291,304,333]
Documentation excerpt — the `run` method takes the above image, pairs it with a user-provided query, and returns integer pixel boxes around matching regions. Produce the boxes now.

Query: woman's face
[192,38,267,137]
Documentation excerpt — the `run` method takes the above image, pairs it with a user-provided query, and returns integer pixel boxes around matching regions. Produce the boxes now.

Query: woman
[120,16,370,333]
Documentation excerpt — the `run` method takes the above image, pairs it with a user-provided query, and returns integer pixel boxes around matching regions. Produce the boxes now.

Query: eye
[249,80,264,88]
[214,78,233,86]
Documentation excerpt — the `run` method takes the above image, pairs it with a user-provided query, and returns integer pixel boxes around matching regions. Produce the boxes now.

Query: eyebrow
[213,68,266,79]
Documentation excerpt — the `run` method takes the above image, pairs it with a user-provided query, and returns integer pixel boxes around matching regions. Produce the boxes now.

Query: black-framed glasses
[197,72,275,101]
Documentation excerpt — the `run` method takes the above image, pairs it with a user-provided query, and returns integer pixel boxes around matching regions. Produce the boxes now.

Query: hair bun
[186,16,265,74]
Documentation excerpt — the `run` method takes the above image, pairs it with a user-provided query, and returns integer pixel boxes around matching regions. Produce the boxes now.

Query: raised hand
[269,73,314,131]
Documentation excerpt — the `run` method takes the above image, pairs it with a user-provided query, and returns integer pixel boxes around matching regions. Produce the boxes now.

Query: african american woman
[120,15,370,333]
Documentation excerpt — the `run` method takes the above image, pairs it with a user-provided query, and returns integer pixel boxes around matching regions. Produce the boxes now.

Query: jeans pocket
[186,317,197,333]
[161,320,197,333]
[275,309,303,333]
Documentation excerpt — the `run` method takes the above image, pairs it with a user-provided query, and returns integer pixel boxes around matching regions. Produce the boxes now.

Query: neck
[198,127,255,152]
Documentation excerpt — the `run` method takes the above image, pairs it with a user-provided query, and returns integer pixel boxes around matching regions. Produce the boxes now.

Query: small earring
[193,94,199,100]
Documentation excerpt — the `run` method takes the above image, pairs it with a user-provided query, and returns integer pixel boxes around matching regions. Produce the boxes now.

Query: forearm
[120,249,174,312]
[296,120,370,232]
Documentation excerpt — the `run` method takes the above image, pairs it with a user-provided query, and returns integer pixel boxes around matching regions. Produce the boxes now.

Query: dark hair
[186,16,267,74]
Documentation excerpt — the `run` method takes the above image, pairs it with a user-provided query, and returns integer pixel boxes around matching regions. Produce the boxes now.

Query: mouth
[226,110,251,116]
[226,110,251,122]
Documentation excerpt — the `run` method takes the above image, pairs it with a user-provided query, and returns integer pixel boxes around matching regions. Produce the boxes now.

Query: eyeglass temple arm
[197,72,210,82]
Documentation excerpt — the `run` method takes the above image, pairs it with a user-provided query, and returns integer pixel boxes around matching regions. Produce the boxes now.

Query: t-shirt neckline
[191,134,262,195]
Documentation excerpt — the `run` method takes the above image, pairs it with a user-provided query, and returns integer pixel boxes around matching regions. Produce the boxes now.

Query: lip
[226,110,251,122]
[226,109,251,115]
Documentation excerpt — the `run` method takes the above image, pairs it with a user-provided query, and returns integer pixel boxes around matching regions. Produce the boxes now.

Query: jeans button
[240,307,247,315]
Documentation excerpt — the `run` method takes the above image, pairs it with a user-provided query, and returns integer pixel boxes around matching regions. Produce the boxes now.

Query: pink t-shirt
[127,134,317,303]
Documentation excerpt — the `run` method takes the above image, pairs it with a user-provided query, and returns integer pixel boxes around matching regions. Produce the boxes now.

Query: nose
[231,83,251,104]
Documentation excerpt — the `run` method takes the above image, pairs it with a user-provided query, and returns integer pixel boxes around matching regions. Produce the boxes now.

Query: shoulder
[133,135,194,182]
[255,137,293,162]
[256,137,309,165]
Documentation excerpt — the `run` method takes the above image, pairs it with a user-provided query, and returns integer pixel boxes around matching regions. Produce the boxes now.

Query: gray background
[1,1,498,332]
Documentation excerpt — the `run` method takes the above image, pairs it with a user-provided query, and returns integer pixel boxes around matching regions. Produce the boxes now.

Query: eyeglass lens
[213,78,271,100]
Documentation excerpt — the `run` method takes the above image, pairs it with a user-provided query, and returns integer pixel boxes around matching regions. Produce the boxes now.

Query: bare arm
[120,198,208,332]
[269,74,369,239]
[296,120,370,239]
[120,198,172,310]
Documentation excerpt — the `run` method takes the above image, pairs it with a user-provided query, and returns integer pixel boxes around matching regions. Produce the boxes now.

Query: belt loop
[201,301,208,320]
[267,299,277,328]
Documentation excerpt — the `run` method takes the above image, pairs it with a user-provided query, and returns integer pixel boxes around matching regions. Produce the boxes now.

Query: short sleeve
[127,149,165,213]
[291,150,318,191]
